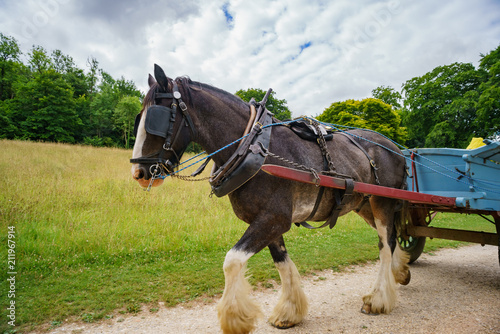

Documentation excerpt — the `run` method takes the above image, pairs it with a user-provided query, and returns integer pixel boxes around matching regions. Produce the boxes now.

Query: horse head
[130,65,194,188]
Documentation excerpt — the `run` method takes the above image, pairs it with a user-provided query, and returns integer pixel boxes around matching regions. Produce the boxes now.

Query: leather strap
[210,91,272,186]
[295,178,354,229]
[326,178,354,228]
[339,133,380,185]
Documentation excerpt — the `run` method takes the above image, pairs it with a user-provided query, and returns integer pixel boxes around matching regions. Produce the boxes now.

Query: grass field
[0,140,496,333]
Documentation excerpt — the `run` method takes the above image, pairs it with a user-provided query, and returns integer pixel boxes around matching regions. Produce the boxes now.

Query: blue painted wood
[403,140,500,211]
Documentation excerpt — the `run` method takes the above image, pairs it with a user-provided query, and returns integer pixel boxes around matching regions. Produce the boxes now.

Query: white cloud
[1,0,499,117]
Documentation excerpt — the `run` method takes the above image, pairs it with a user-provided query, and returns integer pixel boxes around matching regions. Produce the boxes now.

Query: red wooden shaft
[261,164,456,207]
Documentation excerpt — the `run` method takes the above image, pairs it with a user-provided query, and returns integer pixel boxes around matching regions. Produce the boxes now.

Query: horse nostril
[134,167,147,180]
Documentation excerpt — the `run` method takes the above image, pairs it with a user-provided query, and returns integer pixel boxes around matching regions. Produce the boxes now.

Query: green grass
[0,140,496,332]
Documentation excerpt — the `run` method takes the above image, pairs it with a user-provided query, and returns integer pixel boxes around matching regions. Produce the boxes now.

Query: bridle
[129,81,196,174]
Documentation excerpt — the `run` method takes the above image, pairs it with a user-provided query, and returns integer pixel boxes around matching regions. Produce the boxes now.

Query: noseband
[129,82,196,173]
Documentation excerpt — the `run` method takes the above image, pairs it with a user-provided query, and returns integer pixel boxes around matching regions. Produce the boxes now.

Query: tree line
[1,31,498,149]
[0,33,142,148]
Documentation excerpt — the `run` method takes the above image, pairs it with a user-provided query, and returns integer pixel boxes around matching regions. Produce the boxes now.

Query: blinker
[144,105,173,138]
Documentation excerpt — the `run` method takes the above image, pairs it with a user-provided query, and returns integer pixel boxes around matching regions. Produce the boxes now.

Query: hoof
[360,304,379,315]
[270,320,297,329]
[400,270,411,286]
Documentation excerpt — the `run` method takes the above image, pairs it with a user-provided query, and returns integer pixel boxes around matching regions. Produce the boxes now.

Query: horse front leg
[217,221,290,334]
[268,236,308,329]
[217,248,262,334]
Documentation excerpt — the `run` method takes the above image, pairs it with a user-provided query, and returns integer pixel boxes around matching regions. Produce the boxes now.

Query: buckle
[179,101,187,111]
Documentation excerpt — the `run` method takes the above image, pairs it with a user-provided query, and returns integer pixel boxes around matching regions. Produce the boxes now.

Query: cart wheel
[396,207,430,264]
[398,235,426,264]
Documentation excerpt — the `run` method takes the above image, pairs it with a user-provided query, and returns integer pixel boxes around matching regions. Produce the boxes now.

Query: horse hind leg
[267,237,309,329]
[360,197,404,314]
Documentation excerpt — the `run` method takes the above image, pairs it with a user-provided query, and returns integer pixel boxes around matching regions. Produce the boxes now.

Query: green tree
[0,33,22,101]
[475,44,500,137]
[86,56,99,100]
[28,45,53,74]
[52,49,75,74]
[372,86,402,110]
[88,70,142,145]
[114,96,141,148]
[15,70,82,142]
[401,62,483,148]
[235,88,292,120]
[317,98,407,143]
[0,100,18,138]
[0,33,145,146]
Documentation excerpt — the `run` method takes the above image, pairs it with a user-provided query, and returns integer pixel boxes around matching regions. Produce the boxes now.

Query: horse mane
[142,76,247,113]
[176,76,248,109]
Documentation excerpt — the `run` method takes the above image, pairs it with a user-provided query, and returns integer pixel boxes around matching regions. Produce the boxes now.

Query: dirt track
[45,244,499,334]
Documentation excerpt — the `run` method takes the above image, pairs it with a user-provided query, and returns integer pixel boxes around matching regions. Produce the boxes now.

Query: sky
[1,0,499,117]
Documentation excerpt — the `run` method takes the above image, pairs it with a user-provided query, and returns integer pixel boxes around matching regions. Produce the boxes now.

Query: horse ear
[154,64,170,91]
[148,74,156,87]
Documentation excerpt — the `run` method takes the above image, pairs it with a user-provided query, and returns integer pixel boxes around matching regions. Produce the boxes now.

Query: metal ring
[149,163,160,177]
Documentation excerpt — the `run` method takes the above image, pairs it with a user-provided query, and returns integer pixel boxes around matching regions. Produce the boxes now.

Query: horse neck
[185,85,250,167]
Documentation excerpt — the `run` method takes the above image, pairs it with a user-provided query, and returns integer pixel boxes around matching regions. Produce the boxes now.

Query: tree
[86,56,99,100]
[475,44,500,137]
[0,100,19,138]
[372,86,402,109]
[52,49,75,74]
[15,70,82,142]
[401,62,483,148]
[0,33,144,147]
[28,45,53,74]
[89,70,142,144]
[0,33,22,100]
[114,96,141,148]
[235,88,292,120]
[317,98,407,144]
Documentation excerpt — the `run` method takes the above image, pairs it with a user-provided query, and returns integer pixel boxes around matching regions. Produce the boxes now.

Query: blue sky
[1,0,499,117]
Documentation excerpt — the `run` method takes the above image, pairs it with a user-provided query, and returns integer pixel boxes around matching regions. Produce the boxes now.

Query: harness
[209,99,273,197]
[194,90,274,197]
[129,83,196,173]
[285,119,380,229]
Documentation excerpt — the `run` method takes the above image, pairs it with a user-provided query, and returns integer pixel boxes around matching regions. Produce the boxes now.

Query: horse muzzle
[131,163,169,188]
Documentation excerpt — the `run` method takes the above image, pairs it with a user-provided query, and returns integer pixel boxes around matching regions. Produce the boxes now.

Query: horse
[130,64,411,334]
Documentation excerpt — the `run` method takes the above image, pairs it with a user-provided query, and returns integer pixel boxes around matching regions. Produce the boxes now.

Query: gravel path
[44,245,499,334]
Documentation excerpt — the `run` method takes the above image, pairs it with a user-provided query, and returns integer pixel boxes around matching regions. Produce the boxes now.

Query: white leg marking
[217,249,262,334]
[363,219,397,314]
[269,256,308,328]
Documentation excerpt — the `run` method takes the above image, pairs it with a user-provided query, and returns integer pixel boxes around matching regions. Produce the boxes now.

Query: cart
[261,139,500,264]
[399,139,500,263]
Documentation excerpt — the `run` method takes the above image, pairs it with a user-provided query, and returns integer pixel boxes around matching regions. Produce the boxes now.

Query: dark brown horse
[131,65,410,334]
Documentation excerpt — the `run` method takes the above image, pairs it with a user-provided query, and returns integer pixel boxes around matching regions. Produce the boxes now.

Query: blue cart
[400,139,500,263]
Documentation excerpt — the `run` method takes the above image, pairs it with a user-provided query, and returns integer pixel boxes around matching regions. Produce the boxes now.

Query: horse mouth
[136,178,164,188]
[132,166,164,188]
